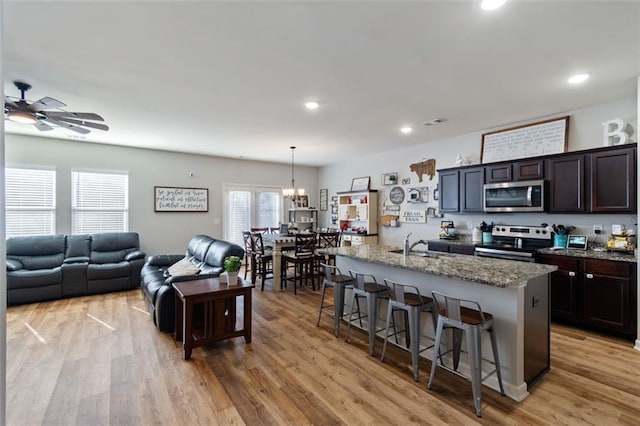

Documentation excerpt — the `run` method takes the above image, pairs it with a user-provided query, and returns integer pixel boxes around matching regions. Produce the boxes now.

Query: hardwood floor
[6,282,640,425]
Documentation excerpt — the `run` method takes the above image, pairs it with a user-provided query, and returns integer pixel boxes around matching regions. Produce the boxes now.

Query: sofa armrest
[6,259,23,272]
[64,256,90,264]
[146,254,184,267]
[125,250,146,261]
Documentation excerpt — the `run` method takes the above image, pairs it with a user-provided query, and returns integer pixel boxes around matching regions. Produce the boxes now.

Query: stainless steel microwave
[483,179,545,212]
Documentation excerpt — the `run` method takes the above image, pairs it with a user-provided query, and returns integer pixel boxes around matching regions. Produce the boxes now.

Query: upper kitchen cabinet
[590,147,636,213]
[514,159,545,181]
[548,154,586,212]
[438,170,459,212]
[459,167,484,213]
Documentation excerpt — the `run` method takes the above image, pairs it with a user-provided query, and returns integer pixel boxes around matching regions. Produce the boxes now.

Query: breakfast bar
[320,245,557,402]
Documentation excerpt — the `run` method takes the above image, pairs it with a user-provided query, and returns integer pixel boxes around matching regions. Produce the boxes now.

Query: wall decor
[409,158,436,182]
[388,186,405,205]
[381,172,398,186]
[154,186,208,212]
[407,187,429,203]
[601,118,631,146]
[400,210,427,223]
[319,188,328,211]
[289,194,309,208]
[401,178,411,185]
[433,184,439,201]
[351,176,370,191]
[481,116,569,164]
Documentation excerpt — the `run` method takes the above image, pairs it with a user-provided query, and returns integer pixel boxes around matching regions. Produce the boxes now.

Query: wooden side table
[173,277,255,360]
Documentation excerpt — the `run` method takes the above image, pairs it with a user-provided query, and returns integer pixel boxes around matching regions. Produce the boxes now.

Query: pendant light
[283,146,305,197]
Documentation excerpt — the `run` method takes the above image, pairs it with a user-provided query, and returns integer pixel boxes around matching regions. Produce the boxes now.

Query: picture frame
[401,178,411,185]
[154,186,208,212]
[319,188,328,211]
[351,176,370,191]
[481,116,569,164]
[381,172,398,186]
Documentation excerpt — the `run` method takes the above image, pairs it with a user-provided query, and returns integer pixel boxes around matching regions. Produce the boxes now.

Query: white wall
[320,97,638,248]
[5,134,319,255]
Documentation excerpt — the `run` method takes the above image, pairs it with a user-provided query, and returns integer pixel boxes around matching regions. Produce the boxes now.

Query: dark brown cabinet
[485,164,512,183]
[548,154,586,212]
[590,147,636,212]
[538,255,580,321]
[514,159,544,180]
[438,170,459,213]
[459,167,484,213]
[428,241,475,255]
[537,254,636,338]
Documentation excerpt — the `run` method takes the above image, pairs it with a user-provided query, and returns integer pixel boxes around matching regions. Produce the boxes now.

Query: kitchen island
[320,245,557,402]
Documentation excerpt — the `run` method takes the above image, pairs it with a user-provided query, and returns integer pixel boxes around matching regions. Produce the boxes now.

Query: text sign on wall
[400,210,427,223]
[154,186,209,212]
[481,116,569,164]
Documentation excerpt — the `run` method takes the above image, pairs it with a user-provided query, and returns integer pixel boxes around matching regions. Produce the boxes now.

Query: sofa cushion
[87,261,131,280]
[66,234,91,258]
[7,267,62,290]
[186,234,215,265]
[7,235,66,270]
[204,240,245,269]
[90,232,140,264]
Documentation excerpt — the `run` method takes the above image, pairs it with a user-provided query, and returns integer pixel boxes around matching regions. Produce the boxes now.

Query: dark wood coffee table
[173,277,255,360]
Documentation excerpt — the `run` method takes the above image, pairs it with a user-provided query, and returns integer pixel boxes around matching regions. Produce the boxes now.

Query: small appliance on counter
[439,220,455,239]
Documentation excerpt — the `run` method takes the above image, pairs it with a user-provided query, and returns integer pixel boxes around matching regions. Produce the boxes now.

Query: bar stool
[380,279,436,382]
[242,231,253,280]
[249,231,273,291]
[281,233,317,294]
[427,291,505,417]
[317,263,354,337]
[344,271,390,356]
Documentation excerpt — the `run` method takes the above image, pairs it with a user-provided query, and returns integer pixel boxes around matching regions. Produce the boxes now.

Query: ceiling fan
[4,81,109,135]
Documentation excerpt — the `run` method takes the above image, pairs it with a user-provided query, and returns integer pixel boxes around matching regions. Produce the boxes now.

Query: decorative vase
[553,234,568,248]
[225,271,239,284]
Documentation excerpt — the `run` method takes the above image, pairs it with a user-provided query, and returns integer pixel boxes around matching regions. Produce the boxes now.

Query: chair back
[431,291,487,324]
[318,231,341,249]
[320,262,346,283]
[250,231,267,255]
[250,227,270,234]
[384,279,426,305]
[242,231,253,254]
[349,270,379,291]
[294,233,317,256]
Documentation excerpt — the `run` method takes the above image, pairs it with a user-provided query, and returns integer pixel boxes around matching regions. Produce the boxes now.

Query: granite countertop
[319,245,556,289]
[536,247,637,263]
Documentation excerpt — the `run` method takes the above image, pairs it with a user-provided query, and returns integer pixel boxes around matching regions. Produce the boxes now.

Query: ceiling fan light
[8,110,37,124]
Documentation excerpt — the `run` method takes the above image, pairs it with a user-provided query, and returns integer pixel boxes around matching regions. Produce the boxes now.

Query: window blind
[224,186,282,246]
[5,167,56,237]
[72,171,129,234]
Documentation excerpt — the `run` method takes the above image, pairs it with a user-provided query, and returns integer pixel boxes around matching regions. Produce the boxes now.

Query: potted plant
[223,255,242,284]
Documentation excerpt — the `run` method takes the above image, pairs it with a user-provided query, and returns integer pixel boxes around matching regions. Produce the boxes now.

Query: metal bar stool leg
[366,292,377,356]
[344,290,360,342]
[380,304,394,362]
[467,326,483,417]
[408,306,420,382]
[428,315,445,390]
[489,326,506,396]
[317,281,327,327]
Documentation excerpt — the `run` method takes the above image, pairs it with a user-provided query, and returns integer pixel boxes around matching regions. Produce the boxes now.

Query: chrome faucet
[403,233,412,256]
[410,239,429,251]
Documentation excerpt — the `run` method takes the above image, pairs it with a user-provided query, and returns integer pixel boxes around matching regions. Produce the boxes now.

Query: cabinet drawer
[584,259,631,277]
[351,236,363,243]
[538,255,580,272]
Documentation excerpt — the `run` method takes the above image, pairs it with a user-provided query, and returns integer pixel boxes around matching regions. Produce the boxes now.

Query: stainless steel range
[474,225,553,262]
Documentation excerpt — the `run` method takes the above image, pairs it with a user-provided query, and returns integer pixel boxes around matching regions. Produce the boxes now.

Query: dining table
[261,233,296,291]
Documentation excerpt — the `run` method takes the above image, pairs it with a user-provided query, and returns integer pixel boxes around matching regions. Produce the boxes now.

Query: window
[5,167,56,237]
[72,171,129,234]
[224,185,282,246]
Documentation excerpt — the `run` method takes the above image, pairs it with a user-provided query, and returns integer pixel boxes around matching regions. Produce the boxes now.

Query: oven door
[474,247,536,262]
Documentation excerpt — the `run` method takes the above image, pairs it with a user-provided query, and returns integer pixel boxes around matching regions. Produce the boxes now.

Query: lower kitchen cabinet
[538,254,637,338]
[428,241,475,255]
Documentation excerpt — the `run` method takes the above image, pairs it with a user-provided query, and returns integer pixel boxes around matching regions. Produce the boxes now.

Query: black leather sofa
[6,232,145,306]
[140,234,245,332]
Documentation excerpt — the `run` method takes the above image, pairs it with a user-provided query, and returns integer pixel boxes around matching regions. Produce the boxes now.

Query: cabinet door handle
[568,271,576,277]
[586,273,594,279]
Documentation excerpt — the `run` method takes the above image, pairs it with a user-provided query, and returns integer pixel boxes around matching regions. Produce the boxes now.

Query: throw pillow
[167,257,200,276]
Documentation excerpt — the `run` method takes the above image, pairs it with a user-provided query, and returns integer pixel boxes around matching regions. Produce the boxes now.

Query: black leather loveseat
[6,232,145,306]
[140,234,245,332]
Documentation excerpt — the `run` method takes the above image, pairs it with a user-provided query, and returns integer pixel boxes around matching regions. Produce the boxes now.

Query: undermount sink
[387,249,439,258]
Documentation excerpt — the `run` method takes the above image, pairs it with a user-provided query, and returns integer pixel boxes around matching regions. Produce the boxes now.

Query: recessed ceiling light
[305,101,319,110]
[479,0,508,11]
[400,126,413,134]
[568,73,590,85]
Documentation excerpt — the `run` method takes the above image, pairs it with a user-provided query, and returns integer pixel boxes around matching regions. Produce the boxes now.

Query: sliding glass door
[224,184,282,246]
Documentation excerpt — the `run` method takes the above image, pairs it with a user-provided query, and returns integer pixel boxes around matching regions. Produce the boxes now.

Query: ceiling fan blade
[4,97,18,109]
[53,116,109,131]
[34,121,54,131]
[45,111,104,121]
[45,117,91,134]
[29,96,67,112]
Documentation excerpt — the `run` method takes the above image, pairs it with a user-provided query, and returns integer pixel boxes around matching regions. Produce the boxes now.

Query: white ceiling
[3,1,639,166]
